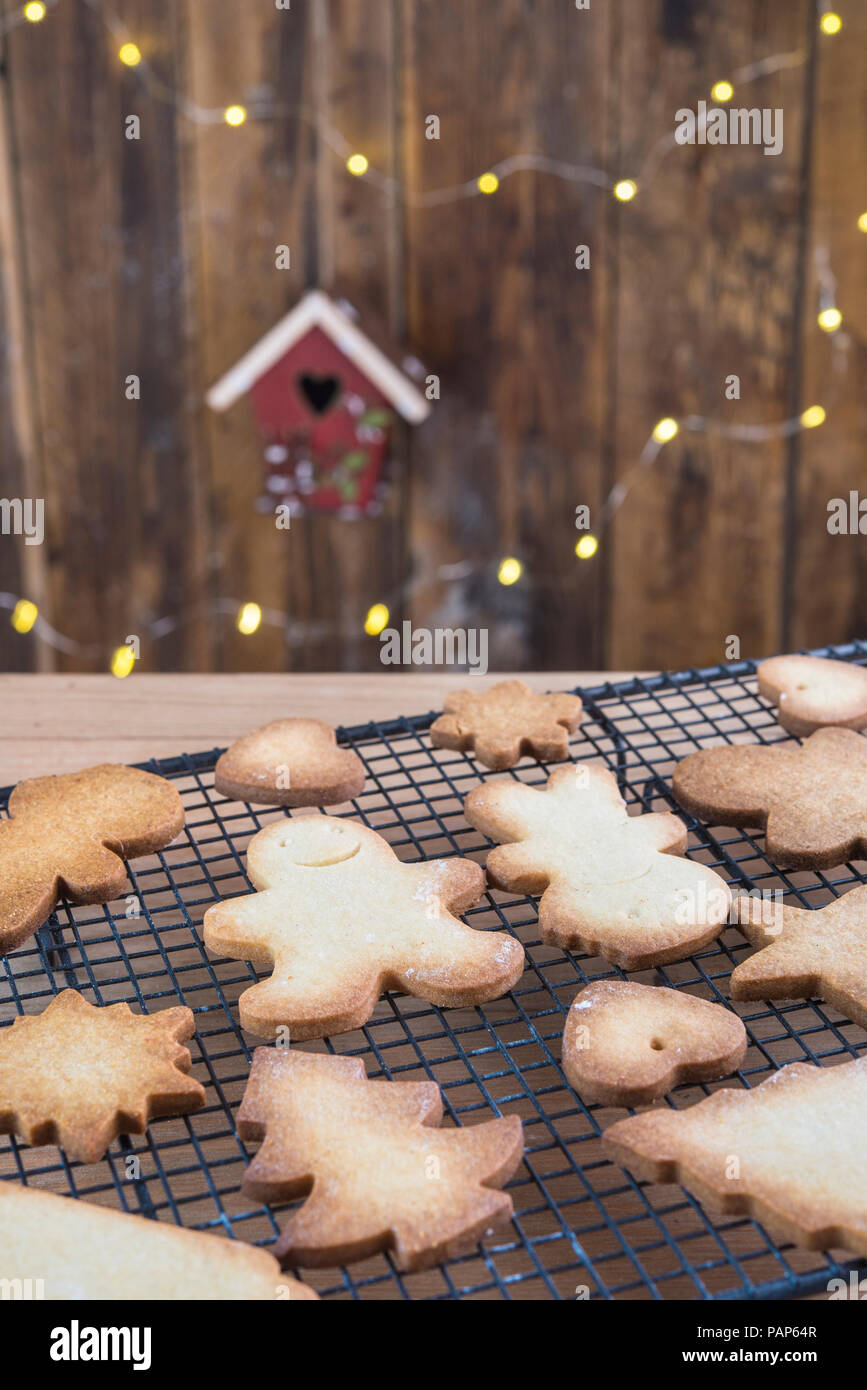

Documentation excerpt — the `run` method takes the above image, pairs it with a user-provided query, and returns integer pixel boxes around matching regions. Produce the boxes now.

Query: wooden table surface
[0,671,627,783]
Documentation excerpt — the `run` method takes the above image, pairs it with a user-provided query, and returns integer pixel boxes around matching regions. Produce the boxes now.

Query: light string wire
[1,0,859,668]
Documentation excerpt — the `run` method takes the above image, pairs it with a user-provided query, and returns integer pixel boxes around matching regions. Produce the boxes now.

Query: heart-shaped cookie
[757,654,867,736]
[562,981,747,1107]
[215,718,365,808]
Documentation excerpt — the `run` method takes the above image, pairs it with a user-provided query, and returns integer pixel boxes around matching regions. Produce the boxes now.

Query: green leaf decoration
[360,408,393,428]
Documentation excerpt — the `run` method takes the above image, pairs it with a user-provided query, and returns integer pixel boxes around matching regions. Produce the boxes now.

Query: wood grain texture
[0,0,863,676]
[788,1,867,648]
[0,670,636,782]
[0,3,43,670]
[3,0,210,672]
[606,0,811,669]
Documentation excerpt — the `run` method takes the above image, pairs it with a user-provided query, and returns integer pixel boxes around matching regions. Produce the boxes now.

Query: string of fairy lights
[3,0,864,673]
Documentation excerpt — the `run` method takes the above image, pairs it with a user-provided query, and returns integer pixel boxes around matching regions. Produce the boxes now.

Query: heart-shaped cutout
[298,373,340,415]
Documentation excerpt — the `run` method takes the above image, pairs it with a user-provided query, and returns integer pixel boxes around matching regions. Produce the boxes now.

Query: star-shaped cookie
[731,885,867,1026]
[0,763,184,955]
[673,727,867,868]
[215,717,365,807]
[464,765,731,969]
[239,1048,524,1271]
[757,654,867,736]
[430,679,582,770]
[0,990,205,1162]
[203,816,525,1039]
[605,1058,867,1261]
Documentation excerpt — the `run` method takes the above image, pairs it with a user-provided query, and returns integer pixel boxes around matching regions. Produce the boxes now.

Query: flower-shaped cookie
[430,679,582,770]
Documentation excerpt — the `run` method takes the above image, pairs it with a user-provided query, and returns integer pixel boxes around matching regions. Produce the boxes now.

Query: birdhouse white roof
[206,290,431,424]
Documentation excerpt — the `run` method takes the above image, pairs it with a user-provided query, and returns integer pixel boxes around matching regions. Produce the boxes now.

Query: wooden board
[2,0,210,672]
[0,2,43,670]
[606,0,811,670]
[788,1,867,647]
[0,1,863,675]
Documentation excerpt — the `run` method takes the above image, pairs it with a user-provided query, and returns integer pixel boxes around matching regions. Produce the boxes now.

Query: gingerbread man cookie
[757,654,867,736]
[562,981,747,1107]
[430,679,582,770]
[673,727,867,868]
[239,1048,524,1271]
[464,765,730,969]
[731,885,867,1027]
[216,718,365,807]
[605,1058,867,1261]
[0,1181,318,1300]
[0,763,184,955]
[0,990,204,1162]
[203,816,525,1039]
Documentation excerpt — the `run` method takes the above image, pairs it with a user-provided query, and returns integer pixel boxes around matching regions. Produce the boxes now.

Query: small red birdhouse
[206,291,431,517]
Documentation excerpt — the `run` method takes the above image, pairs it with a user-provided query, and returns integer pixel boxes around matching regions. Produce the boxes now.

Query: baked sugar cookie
[0,1181,317,1300]
[430,679,582,770]
[464,765,730,969]
[757,654,867,736]
[0,763,184,955]
[239,1048,524,1271]
[673,727,867,869]
[605,1058,867,1261]
[562,981,747,1106]
[203,816,524,1039]
[0,990,204,1163]
[731,885,867,1027]
[216,718,364,807]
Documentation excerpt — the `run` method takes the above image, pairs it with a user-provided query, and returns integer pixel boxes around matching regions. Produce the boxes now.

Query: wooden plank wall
[0,0,863,675]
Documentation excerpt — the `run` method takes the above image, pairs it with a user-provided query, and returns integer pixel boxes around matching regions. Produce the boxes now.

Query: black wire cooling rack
[2,641,867,1301]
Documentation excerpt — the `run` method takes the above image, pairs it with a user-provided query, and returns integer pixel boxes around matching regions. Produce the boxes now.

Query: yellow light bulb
[23,2,46,22]
[346,153,369,177]
[613,179,637,202]
[800,405,826,429]
[477,172,499,195]
[652,417,679,444]
[575,534,599,560]
[236,601,262,635]
[858,212,867,233]
[224,105,247,127]
[118,42,142,66]
[364,603,390,636]
[820,12,842,34]
[110,644,136,679]
[10,599,38,634]
[497,557,522,586]
[711,80,734,102]
[817,306,842,332]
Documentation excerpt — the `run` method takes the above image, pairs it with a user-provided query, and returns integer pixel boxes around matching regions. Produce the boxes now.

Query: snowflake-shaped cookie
[0,990,204,1162]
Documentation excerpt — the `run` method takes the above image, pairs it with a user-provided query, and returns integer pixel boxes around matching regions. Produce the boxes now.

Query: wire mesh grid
[2,641,867,1301]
